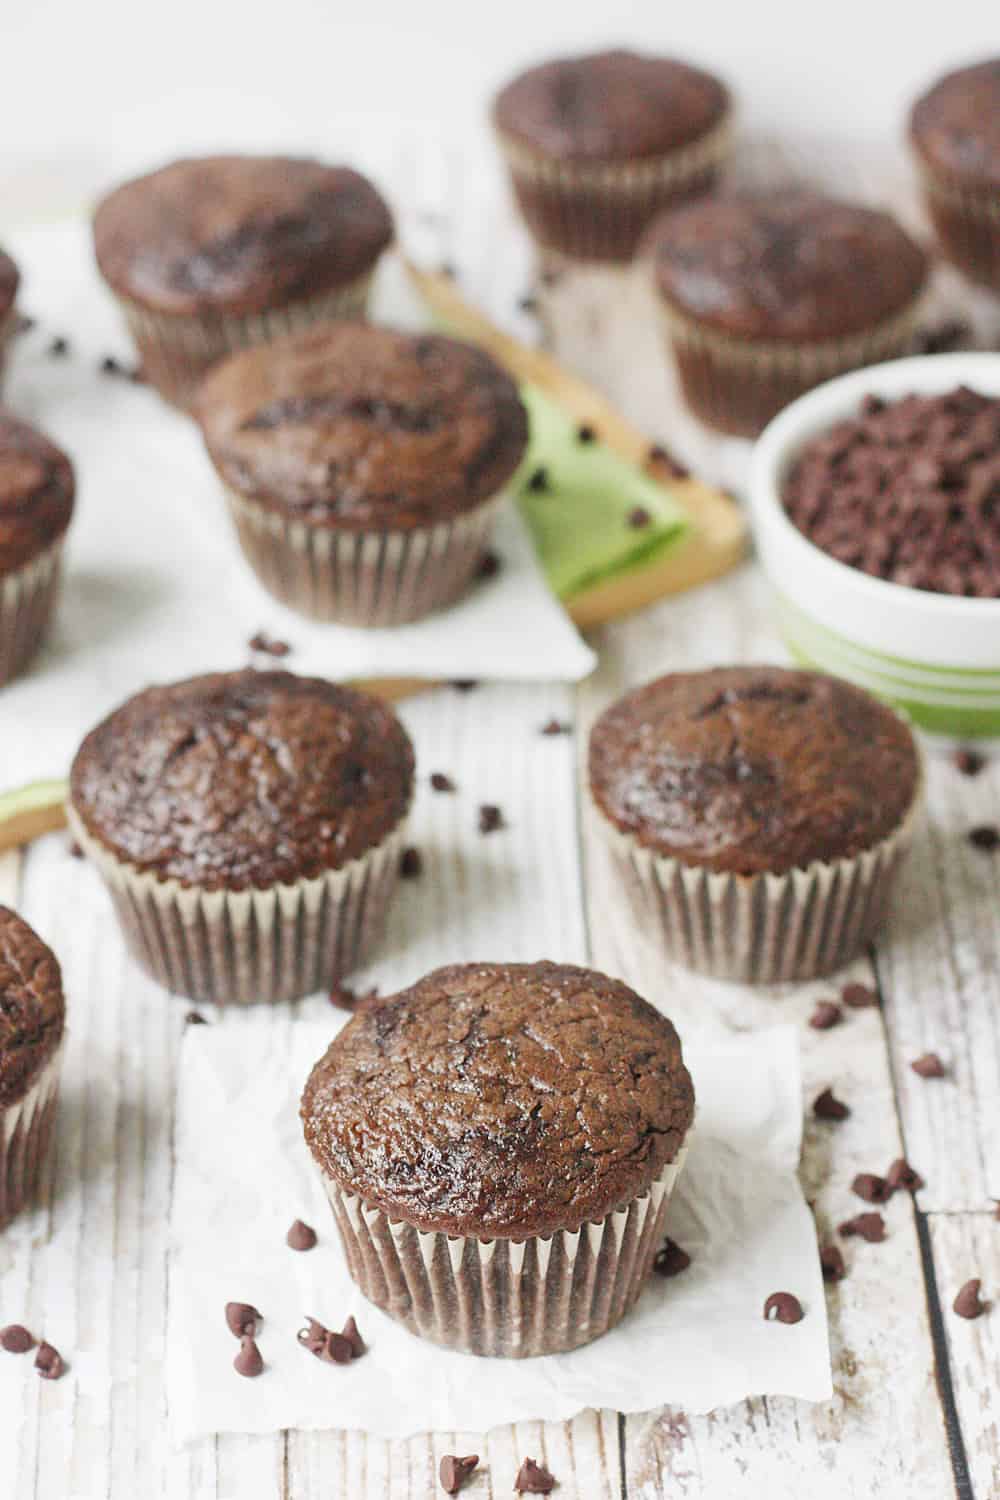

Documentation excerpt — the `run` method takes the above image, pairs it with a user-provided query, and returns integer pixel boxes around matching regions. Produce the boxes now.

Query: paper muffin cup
[917,168,1000,291]
[320,1142,689,1358]
[223,486,506,627]
[0,1047,62,1228]
[0,538,65,689]
[66,803,408,1006]
[658,295,924,437]
[496,115,732,263]
[113,270,376,409]
[590,780,922,984]
[0,303,18,392]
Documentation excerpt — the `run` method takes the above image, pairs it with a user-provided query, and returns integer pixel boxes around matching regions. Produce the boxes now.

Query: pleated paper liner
[918,168,1000,292]
[0,539,64,688]
[0,303,19,391]
[0,1048,62,1228]
[592,784,922,984]
[496,114,733,263]
[66,806,408,1006]
[224,487,506,626]
[321,1144,689,1358]
[115,270,375,408]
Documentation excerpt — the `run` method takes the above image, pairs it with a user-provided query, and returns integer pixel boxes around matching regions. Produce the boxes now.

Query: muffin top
[197,324,528,530]
[69,670,414,889]
[589,666,920,876]
[0,247,19,318]
[493,48,729,163]
[302,960,693,1238]
[92,155,394,317]
[0,410,75,576]
[0,906,65,1109]
[651,192,927,342]
[911,59,1000,188]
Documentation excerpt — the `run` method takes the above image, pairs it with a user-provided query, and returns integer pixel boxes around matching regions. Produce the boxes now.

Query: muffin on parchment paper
[92,155,394,407]
[301,960,694,1357]
[0,410,75,688]
[0,248,20,390]
[588,667,921,983]
[493,48,731,263]
[196,323,528,626]
[68,670,414,1006]
[0,906,65,1227]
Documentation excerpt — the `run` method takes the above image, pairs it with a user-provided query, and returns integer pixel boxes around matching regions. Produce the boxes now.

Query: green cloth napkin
[514,384,689,599]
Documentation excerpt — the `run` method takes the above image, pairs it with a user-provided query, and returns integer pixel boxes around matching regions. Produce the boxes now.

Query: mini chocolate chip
[576,423,596,443]
[953,1278,986,1319]
[518,293,538,314]
[341,1315,365,1359]
[225,1302,261,1338]
[100,354,125,376]
[527,466,550,493]
[185,1010,208,1025]
[841,982,878,1009]
[540,719,571,736]
[653,1237,691,1277]
[248,632,292,657]
[969,825,999,852]
[400,846,423,878]
[813,1087,850,1121]
[0,1324,34,1353]
[809,1001,843,1030]
[627,506,651,529]
[913,318,973,355]
[323,1331,354,1364]
[452,679,478,692]
[515,1457,555,1494]
[34,1342,65,1380]
[233,1337,264,1377]
[286,1219,317,1251]
[820,1245,846,1283]
[911,1052,946,1078]
[478,803,504,834]
[47,336,69,358]
[852,1173,894,1204]
[476,550,501,581]
[68,839,83,859]
[954,748,986,777]
[647,443,690,480]
[886,1158,924,1194]
[440,1453,479,1494]
[430,772,456,793]
[297,1317,329,1353]
[763,1292,803,1324]
[839,1212,886,1242]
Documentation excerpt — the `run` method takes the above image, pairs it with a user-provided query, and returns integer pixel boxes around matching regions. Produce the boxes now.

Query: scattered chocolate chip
[99,354,126,376]
[911,1051,946,1079]
[627,506,651,529]
[400,846,423,878]
[286,1219,317,1251]
[452,679,478,692]
[297,1316,361,1364]
[517,293,538,315]
[185,1010,208,1025]
[430,772,456,793]
[68,839,83,859]
[14,313,35,336]
[248,631,292,657]
[576,423,596,443]
[969,824,1000,852]
[341,1315,365,1359]
[813,1087,850,1121]
[323,1331,354,1364]
[328,982,378,1012]
[515,1457,555,1494]
[852,1173,894,1204]
[225,1302,261,1338]
[47,336,69,358]
[233,1336,264,1377]
[476,550,501,581]
[34,1342,66,1380]
[912,318,973,356]
[841,982,878,1009]
[953,1278,986,1319]
[839,1212,886,1242]
[440,1453,479,1494]
[820,1245,846,1283]
[527,466,550,493]
[954,747,986,777]
[540,719,571,736]
[0,1324,34,1353]
[297,1317,329,1354]
[646,443,690,480]
[653,1237,691,1277]
[809,1001,843,1030]
[478,803,504,835]
[439,262,457,280]
[763,1292,804,1324]
[886,1158,924,1194]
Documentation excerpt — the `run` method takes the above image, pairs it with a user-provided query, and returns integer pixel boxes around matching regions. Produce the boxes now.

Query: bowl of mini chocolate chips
[750,352,1000,740]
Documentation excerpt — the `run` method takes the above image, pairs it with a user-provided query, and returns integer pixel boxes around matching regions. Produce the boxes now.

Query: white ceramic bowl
[750,352,1000,741]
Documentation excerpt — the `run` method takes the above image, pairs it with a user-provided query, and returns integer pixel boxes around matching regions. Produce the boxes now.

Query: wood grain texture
[929,1213,1000,1500]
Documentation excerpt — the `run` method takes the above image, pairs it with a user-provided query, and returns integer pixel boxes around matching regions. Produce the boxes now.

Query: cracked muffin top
[301,960,694,1237]
[69,670,414,890]
[92,155,393,317]
[910,59,1000,189]
[196,323,528,530]
[589,666,920,876]
[0,906,65,1109]
[0,410,75,576]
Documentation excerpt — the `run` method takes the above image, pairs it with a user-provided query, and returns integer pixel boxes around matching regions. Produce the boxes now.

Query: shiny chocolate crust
[301,959,694,1238]
[93,156,393,317]
[0,248,19,317]
[651,192,927,342]
[0,410,75,575]
[589,667,919,876]
[197,324,528,530]
[493,49,729,163]
[69,670,414,890]
[0,907,65,1109]
[910,60,1000,188]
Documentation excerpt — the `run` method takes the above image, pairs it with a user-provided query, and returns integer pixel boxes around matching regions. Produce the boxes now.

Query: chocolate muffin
[910,60,1000,290]
[0,410,75,687]
[650,191,928,435]
[589,666,921,981]
[0,248,20,388]
[68,670,414,1004]
[493,49,731,262]
[302,960,694,1356]
[0,906,65,1226]
[92,155,394,406]
[197,324,528,625]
